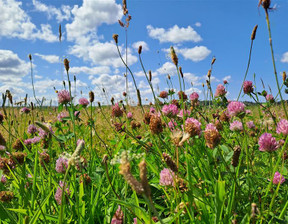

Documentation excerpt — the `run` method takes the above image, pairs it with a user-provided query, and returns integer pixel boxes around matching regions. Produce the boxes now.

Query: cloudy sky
[0,0,288,105]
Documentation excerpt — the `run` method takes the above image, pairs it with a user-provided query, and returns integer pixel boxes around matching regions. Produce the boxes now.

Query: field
[1,0,288,224]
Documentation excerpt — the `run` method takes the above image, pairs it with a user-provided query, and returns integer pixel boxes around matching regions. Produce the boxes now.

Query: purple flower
[230,120,243,131]
[111,103,123,117]
[24,137,41,145]
[20,107,30,114]
[246,121,255,129]
[245,110,252,115]
[177,109,191,118]
[215,84,227,97]
[160,168,175,186]
[57,111,69,122]
[0,145,6,151]
[1,175,7,184]
[205,123,217,131]
[27,124,38,135]
[74,111,80,117]
[79,98,89,107]
[55,157,69,173]
[272,171,285,185]
[168,119,177,131]
[149,107,156,114]
[185,118,202,136]
[38,123,54,139]
[276,119,288,136]
[258,133,278,152]
[127,112,133,119]
[58,90,71,104]
[190,92,199,101]
[55,181,71,205]
[243,81,253,94]
[111,205,123,224]
[266,94,274,102]
[162,104,179,117]
[227,101,245,117]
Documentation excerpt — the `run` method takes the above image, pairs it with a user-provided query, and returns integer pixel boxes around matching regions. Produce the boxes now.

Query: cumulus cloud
[147,25,202,43]
[157,62,177,76]
[163,46,211,62]
[0,49,30,82]
[132,41,149,52]
[66,0,122,43]
[70,66,111,75]
[32,0,71,22]
[183,73,202,86]
[34,53,60,63]
[281,52,288,63]
[0,0,58,42]
[69,41,137,67]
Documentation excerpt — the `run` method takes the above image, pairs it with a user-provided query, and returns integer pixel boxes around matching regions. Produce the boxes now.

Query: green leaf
[215,180,226,223]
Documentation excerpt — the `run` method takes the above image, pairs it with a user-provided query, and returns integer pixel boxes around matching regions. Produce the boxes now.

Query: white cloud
[281,52,288,63]
[223,75,231,82]
[132,41,149,52]
[178,46,211,62]
[0,0,58,42]
[147,25,202,43]
[32,0,71,22]
[70,66,111,75]
[69,41,137,67]
[66,0,122,43]
[157,62,177,76]
[135,71,146,77]
[195,22,202,27]
[0,49,30,82]
[183,73,202,86]
[34,53,60,63]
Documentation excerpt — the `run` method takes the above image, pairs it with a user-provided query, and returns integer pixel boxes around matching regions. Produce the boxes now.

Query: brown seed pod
[251,25,258,40]
[63,58,70,72]
[163,153,178,172]
[138,45,142,54]
[89,91,94,103]
[170,46,178,66]
[113,34,119,44]
[231,146,241,167]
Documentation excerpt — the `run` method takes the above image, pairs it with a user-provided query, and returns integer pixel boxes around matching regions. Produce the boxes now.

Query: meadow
[1,0,288,223]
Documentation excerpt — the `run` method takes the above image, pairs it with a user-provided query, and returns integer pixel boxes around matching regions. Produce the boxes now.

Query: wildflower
[54,181,71,205]
[127,112,133,119]
[162,104,179,117]
[231,146,241,167]
[112,103,123,117]
[160,168,175,186]
[163,153,178,172]
[131,121,141,129]
[258,133,278,152]
[276,119,288,135]
[55,156,69,173]
[247,121,255,129]
[227,101,245,117]
[69,140,85,165]
[27,124,37,135]
[10,152,26,165]
[74,111,80,117]
[0,145,5,151]
[1,175,7,184]
[57,90,71,104]
[272,172,285,185]
[177,109,191,119]
[111,205,123,224]
[38,123,54,139]
[220,110,230,122]
[159,91,168,99]
[168,119,177,131]
[79,98,89,107]
[266,94,274,103]
[243,81,253,94]
[215,84,227,97]
[57,111,69,122]
[185,118,201,137]
[0,191,14,202]
[12,139,24,151]
[204,123,221,149]
[20,107,30,114]
[230,120,243,131]
[80,173,92,185]
[223,80,228,84]
[170,46,178,66]
[149,115,163,134]
[178,91,187,100]
[190,92,199,102]
[149,107,156,114]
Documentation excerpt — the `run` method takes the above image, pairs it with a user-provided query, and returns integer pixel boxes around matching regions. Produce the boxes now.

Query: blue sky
[0,0,288,105]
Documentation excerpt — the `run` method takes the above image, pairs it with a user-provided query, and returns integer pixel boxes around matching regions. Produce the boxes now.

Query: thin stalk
[265,10,288,119]
[237,40,254,101]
